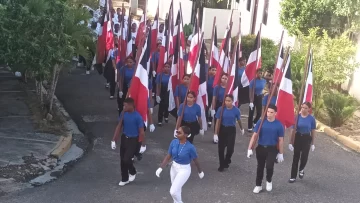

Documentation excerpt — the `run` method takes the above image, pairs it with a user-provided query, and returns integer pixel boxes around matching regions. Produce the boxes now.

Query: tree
[280,0,360,37]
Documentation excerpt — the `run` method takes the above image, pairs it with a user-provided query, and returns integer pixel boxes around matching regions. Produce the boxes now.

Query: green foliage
[323,90,358,127]
[280,0,360,37]
[236,35,278,71]
[183,24,193,40]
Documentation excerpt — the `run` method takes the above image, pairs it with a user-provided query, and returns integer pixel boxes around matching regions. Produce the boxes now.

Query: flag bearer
[211,73,228,134]
[173,74,191,119]
[117,56,135,114]
[247,104,284,194]
[111,98,145,186]
[155,62,171,126]
[206,66,216,128]
[237,57,249,106]
[214,94,244,172]
[288,102,316,183]
[248,69,266,132]
[176,91,204,144]
[155,126,204,203]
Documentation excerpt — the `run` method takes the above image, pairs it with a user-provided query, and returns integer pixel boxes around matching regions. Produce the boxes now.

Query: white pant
[170,162,191,203]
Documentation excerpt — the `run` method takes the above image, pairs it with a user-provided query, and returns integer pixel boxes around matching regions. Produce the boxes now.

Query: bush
[323,90,358,127]
[183,24,193,40]
[233,35,278,71]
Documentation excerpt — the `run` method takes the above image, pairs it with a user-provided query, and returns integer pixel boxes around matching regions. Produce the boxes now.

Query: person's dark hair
[164,62,171,67]
[183,74,191,79]
[239,57,246,62]
[256,69,263,73]
[225,94,234,101]
[126,56,135,62]
[268,104,277,112]
[303,101,312,109]
[221,72,228,78]
[157,42,162,46]
[209,66,216,70]
[114,43,118,48]
[124,98,135,106]
[181,126,191,136]
[187,91,196,98]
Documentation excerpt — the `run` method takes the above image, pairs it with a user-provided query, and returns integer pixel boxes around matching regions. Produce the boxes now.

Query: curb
[316,120,360,153]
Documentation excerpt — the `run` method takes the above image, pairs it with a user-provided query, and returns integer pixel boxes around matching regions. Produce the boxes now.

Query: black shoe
[288,178,296,183]
[299,170,304,179]
[157,122,162,127]
[136,153,142,161]
[224,164,229,169]
[164,118,169,123]
[218,167,224,172]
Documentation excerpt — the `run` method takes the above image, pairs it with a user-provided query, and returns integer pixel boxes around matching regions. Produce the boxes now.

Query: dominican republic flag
[173,10,185,80]
[156,15,169,74]
[226,34,241,106]
[135,12,146,47]
[128,31,151,128]
[126,11,133,57]
[188,11,199,71]
[105,1,114,59]
[209,26,220,68]
[189,39,208,131]
[151,4,159,54]
[168,2,174,56]
[213,24,232,87]
[303,50,313,103]
[276,54,295,128]
[273,42,284,84]
[168,21,180,112]
[96,3,108,64]
[241,31,262,87]
[173,10,186,52]
[118,6,127,62]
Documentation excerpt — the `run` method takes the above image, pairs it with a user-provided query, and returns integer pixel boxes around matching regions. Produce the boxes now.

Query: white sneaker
[129,174,136,182]
[266,181,272,191]
[86,70,90,75]
[253,186,262,194]
[118,181,129,186]
[110,96,114,99]
[248,128,253,132]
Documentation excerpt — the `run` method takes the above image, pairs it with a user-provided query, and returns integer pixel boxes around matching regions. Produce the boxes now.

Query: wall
[342,38,360,101]
[147,0,193,24]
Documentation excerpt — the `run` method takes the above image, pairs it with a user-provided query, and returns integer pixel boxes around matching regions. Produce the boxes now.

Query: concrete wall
[147,0,193,24]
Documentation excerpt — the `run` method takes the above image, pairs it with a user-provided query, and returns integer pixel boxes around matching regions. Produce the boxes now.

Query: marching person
[288,102,316,183]
[105,43,118,99]
[131,23,138,57]
[151,42,161,97]
[111,98,145,186]
[173,74,191,119]
[206,66,216,128]
[211,73,228,133]
[156,126,204,203]
[262,84,278,109]
[237,57,250,106]
[176,91,204,143]
[156,62,171,126]
[214,94,245,172]
[248,69,266,132]
[117,56,135,114]
[247,104,284,193]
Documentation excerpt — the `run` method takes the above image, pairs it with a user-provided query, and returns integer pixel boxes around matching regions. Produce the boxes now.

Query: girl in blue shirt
[211,73,228,131]
[248,69,266,131]
[214,94,244,172]
[156,126,204,203]
[175,74,191,108]
[206,66,216,128]
[288,102,316,183]
[155,62,171,126]
[117,56,135,114]
[176,91,204,143]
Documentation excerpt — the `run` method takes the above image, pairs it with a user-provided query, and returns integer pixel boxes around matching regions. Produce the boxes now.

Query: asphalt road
[2,69,360,203]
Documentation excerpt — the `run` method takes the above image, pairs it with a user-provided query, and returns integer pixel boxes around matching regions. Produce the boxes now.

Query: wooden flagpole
[250,23,262,103]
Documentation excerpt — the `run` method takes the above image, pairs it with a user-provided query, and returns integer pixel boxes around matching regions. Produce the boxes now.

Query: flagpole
[158,13,169,95]
[250,23,262,103]
[118,3,126,94]
[176,32,204,129]
[290,44,311,144]
[179,2,187,54]
[206,17,216,85]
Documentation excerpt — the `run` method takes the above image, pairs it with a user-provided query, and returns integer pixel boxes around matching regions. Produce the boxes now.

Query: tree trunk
[40,80,44,108]
[48,64,61,114]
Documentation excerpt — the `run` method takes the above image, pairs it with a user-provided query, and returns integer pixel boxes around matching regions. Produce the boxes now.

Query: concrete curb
[316,120,360,153]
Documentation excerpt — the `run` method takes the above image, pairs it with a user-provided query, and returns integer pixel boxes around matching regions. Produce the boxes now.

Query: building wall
[147,0,193,24]
[342,38,360,101]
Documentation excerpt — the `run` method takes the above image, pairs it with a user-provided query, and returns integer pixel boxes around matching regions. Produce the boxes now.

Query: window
[246,0,251,11]
[262,0,269,25]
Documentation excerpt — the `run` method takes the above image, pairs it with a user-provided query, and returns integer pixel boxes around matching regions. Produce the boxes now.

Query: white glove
[139,145,146,153]
[119,91,124,98]
[150,108,153,114]
[213,134,218,143]
[241,129,245,135]
[249,103,254,110]
[211,109,216,117]
[155,167,163,177]
[152,70,156,78]
[247,149,253,158]
[149,124,155,132]
[276,153,284,163]
[174,129,177,138]
[311,145,315,152]
[289,144,294,151]
[199,129,204,136]
[111,141,116,150]
[198,171,204,179]
[156,96,161,103]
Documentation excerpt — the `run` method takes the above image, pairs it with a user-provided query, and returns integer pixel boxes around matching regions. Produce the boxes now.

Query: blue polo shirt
[155,73,170,86]
[168,139,197,165]
[213,85,225,102]
[111,49,118,60]
[237,67,245,81]
[175,84,187,103]
[262,94,277,106]
[120,111,144,137]
[295,115,316,134]
[207,76,215,97]
[249,78,266,96]
[147,98,151,108]
[254,119,284,146]
[120,66,134,87]
[215,106,241,126]
[151,52,160,64]
[178,103,201,122]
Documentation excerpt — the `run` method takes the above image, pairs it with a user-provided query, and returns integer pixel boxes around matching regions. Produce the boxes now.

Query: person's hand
[311,145,315,152]
[119,91,124,98]
[198,171,204,179]
[213,134,218,143]
[249,103,254,110]
[149,124,155,132]
[150,108,153,114]
[276,153,284,163]
[111,141,116,150]
[156,96,161,103]
[241,129,245,135]
[152,70,156,78]
[174,129,177,138]
[247,149,253,158]
[199,129,204,136]
[289,144,294,151]
[139,145,146,154]
[155,168,163,178]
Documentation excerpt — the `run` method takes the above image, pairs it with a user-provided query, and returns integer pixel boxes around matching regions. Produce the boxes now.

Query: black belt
[182,120,197,124]
[296,132,310,136]
[122,134,138,139]
[258,144,276,148]
[221,125,236,128]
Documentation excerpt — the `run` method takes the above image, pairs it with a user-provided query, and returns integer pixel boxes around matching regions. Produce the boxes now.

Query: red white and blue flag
[126,12,133,57]
[168,17,180,112]
[303,50,313,104]
[135,12,146,47]
[151,3,159,54]
[226,34,241,106]
[209,26,219,68]
[241,31,262,87]
[273,42,284,84]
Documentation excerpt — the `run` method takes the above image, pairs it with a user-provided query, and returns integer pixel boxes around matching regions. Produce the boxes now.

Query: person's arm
[175,104,183,129]
[148,108,153,125]
[193,158,202,173]
[214,118,220,135]
[196,105,203,129]
[212,86,217,110]
[119,67,123,92]
[290,128,295,145]
[248,132,258,150]
[249,81,254,103]
[156,75,161,97]
[278,137,284,154]
[159,154,171,168]
[311,129,316,145]
[237,120,243,130]
[112,116,123,142]
[175,97,180,109]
